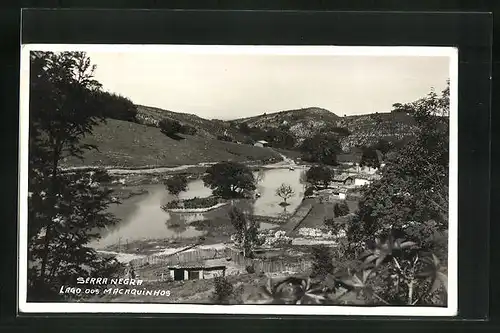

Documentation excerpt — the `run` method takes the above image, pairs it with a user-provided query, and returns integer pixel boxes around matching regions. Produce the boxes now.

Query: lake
[91,167,305,248]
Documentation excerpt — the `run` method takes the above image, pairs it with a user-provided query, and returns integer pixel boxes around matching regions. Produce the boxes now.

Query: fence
[130,245,311,275]
[130,247,232,267]
[228,249,311,274]
[250,214,288,225]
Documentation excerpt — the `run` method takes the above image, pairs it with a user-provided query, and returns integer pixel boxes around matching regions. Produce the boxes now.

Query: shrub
[311,245,334,279]
[159,118,182,136]
[165,174,188,197]
[245,265,255,274]
[304,186,314,197]
[217,134,234,142]
[212,276,234,304]
[164,196,220,210]
[334,202,350,217]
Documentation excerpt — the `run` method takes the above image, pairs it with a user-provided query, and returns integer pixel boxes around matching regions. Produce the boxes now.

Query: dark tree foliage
[305,166,334,189]
[95,91,137,122]
[159,118,183,139]
[165,174,188,197]
[334,202,350,218]
[299,134,342,165]
[321,126,351,137]
[217,134,234,142]
[212,276,234,304]
[372,139,393,158]
[264,127,297,149]
[349,83,449,246]
[229,206,260,258]
[28,51,122,300]
[203,162,256,199]
[360,147,380,169]
[238,122,251,135]
[311,245,334,279]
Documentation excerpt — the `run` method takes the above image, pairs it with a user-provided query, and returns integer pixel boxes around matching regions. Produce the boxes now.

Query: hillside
[335,111,417,150]
[232,107,341,142]
[62,119,282,168]
[231,107,417,150]
[135,105,246,142]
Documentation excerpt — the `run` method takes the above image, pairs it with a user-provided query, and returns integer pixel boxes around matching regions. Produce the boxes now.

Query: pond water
[91,167,305,248]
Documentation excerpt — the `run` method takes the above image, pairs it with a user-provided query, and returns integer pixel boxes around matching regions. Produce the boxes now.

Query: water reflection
[92,168,304,248]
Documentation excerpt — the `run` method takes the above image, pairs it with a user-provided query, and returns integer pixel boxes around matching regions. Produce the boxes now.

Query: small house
[254,140,269,148]
[167,264,226,281]
[333,174,355,186]
[354,177,371,187]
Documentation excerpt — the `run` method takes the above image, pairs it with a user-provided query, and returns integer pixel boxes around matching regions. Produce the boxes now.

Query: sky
[85,50,451,120]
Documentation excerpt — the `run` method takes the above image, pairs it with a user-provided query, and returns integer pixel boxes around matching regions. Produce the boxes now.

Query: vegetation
[275,183,295,205]
[216,134,234,142]
[359,147,380,169]
[28,51,122,300]
[203,162,256,199]
[243,82,450,307]
[229,206,262,258]
[300,133,342,165]
[211,276,234,304]
[305,165,334,189]
[96,91,138,122]
[334,202,350,217]
[165,196,220,210]
[164,174,188,197]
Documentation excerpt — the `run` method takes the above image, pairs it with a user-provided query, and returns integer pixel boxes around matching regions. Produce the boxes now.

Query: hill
[231,107,417,151]
[62,119,282,168]
[335,111,417,150]
[232,107,341,142]
[135,105,247,142]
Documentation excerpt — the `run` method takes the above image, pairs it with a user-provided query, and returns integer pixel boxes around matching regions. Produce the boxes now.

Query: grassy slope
[62,119,282,168]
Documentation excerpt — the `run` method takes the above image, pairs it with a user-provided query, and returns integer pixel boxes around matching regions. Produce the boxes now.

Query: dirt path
[280,198,315,232]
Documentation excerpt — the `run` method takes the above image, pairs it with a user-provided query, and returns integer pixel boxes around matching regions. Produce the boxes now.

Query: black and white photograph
[18,45,457,316]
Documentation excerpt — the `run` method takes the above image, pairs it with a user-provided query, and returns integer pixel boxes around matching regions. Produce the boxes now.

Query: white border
[18,44,458,316]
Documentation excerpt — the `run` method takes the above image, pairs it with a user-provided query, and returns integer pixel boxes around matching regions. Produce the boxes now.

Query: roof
[167,265,226,271]
[333,173,354,182]
[256,140,269,144]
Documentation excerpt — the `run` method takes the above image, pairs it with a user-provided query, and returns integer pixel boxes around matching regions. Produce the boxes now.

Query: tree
[275,183,295,205]
[359,147,380,169]
[372,139,393,158]
[264,127,297,149]
[96,91,137,122]
[203,162,256,199]
[299,134,342,165]
[28,51,121,300]
[159,118,183,139]
[229,206,260,258]
[334,202,350,218]
[212,276,234,304]
[165,174,188,197]
[311,245,334,279]
[305,166,334,189]
[350,82,449,247]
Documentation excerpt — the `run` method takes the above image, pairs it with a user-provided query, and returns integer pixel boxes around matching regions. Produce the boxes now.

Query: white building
[254,140,269,148]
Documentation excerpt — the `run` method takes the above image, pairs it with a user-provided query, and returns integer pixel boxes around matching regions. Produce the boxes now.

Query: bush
[212,276,234,304]
[159,118,182,136]
[334,202,350,217]
[164,196,220,210]
[165,174,188,197]
[304,186,314,197]
[245,265,255,274]
[97,91,138,122]
[311,245,334,279]
[217,134,234,142]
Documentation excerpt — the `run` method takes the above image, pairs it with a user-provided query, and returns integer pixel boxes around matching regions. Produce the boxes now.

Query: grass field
[62,119,283,168]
